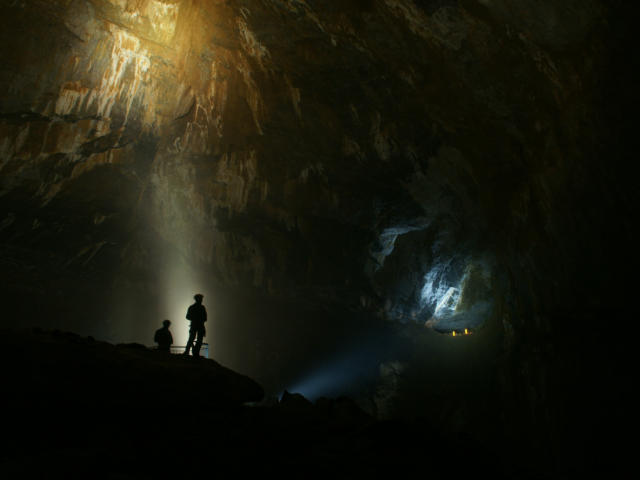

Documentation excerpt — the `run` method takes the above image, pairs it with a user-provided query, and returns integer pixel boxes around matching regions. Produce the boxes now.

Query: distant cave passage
[420,257,494,334]
[370,226,495,333]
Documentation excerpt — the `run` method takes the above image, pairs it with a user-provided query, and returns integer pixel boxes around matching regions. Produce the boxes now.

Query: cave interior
[0,0,636,477]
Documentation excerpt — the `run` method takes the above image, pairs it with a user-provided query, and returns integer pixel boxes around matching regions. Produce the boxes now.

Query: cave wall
[1,0,618,316]
[0,0,635,472]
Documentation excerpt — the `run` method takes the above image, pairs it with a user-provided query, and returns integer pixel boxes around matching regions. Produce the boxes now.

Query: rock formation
[0,1,635,475]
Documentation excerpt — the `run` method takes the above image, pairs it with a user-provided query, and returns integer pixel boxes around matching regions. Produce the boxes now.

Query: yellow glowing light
[452,331,456,337]
[464,328,469,335]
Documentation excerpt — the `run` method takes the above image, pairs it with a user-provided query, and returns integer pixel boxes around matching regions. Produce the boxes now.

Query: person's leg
[184,327,196,355]
[193,328,204,358]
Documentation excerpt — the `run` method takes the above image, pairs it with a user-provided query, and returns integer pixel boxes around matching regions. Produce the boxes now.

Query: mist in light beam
[284,332,396,401]
[157,252,211,348]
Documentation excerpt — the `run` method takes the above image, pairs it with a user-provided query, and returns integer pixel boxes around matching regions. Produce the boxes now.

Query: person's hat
[162,319,171,327]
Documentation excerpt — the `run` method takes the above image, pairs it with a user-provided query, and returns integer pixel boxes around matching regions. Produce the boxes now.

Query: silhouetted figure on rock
[154,319,173,352]
[184,294,207,358]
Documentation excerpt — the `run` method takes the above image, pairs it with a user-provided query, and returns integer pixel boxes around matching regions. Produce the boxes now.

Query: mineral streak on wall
[0,0,271,341]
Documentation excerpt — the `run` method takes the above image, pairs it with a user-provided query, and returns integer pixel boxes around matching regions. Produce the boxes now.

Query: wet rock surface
[0,0,626,320]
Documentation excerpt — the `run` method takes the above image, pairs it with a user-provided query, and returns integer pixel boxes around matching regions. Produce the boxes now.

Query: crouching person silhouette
[184,294,207,358]
[154,319,173,353]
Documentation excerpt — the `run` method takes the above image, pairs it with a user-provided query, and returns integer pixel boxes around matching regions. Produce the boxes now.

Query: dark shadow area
[0,327,545,479]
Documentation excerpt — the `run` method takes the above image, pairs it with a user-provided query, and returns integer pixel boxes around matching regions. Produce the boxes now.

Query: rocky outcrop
[0,1,617,313]
[1,327,512,479]
[1,328,264,406]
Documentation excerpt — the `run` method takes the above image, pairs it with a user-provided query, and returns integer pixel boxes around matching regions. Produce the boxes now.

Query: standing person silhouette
[184,294,207,358]
[154,319,173,352]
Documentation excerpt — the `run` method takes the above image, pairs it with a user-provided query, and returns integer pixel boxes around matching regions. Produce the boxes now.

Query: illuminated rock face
[0,0,612,297]
[0,0,633,470]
